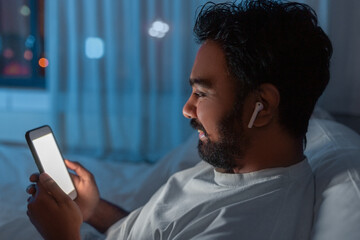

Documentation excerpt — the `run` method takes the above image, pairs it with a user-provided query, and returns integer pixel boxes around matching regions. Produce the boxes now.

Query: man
[26,1,332,239]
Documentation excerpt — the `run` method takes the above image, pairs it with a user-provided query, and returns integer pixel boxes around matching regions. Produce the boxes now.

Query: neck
[231,128,305,174]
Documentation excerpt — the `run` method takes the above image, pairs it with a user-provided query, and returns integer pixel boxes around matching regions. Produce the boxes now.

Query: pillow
[305,118,360,240]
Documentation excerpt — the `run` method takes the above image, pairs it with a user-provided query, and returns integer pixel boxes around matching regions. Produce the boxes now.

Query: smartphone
[25,125,77,200]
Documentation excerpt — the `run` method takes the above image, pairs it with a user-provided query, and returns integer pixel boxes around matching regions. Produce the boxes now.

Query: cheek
[197,101,223,139]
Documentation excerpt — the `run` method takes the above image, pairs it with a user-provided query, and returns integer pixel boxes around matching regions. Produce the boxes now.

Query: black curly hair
[194,0,332,139]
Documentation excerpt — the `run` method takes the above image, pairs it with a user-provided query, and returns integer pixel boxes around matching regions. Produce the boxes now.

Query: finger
[26,184,36,194]
[26,210,32,220]
[65,160,91,179]
[29,173,40,182]
[65,159,82,170]
[26,208,35,224]
[39,173,69,204]
[27,195,36,203]
[68,171,80,185]
[65,160,81,184]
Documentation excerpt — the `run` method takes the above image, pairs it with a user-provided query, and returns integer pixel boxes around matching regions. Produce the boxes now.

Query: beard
[190,109,249,171]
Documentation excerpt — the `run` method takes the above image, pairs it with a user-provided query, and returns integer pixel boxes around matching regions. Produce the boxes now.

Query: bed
[0,110,360,239]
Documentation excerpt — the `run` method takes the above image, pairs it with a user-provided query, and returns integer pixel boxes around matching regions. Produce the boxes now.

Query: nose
[182,96,196,119]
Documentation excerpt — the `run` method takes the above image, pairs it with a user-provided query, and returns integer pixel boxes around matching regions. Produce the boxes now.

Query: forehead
[190,40,232,87]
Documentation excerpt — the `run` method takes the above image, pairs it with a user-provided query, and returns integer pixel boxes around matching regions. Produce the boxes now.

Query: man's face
[183,40,249,171]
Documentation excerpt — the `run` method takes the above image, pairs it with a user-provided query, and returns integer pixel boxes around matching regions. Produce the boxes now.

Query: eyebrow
[189,78,213,88]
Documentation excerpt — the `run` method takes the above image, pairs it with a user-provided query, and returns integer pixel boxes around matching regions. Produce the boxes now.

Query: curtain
[45,0,215,162]
[45,0,360,162]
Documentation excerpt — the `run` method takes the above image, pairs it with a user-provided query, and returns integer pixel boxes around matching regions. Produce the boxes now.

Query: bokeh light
[20,5,31,16]
[24,50,33,60]
[3,48,14,59]
[38,58,49,68]
[85,37,105,59]
[148,20,170,38]
[25,35,36,48]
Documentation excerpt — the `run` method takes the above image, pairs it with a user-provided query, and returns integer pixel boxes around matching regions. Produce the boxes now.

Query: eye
[194,91,206,98]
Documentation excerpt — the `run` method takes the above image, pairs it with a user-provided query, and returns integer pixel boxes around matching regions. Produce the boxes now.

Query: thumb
[39,173,70,204]
[65,160,89,177]
[65,160,93,181]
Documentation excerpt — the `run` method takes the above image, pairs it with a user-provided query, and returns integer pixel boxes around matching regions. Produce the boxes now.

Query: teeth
[197,129,207,140]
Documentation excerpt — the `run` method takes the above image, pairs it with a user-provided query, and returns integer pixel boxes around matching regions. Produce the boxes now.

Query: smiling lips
[198,130,207,141]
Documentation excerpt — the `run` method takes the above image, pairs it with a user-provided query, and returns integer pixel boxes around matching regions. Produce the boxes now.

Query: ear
[252,83,280,128]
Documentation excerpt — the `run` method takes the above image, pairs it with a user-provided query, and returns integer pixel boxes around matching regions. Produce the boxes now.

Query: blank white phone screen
[32,133,74,195]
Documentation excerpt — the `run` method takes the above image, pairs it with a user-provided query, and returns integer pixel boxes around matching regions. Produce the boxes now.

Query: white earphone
[247,102,264,128]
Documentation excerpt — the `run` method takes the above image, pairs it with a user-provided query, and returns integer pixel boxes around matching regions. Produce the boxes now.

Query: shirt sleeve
[105,207,143,240]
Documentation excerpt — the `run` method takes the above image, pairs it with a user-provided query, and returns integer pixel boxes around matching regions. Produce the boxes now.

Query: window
[0,0,45,88]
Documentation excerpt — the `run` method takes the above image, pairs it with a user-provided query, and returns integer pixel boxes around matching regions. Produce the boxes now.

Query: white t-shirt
[106,160,314,240]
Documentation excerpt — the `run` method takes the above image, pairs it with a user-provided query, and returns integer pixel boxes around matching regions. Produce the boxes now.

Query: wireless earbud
[247,102,264,128]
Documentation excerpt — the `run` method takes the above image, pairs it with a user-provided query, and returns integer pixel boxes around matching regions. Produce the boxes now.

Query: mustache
[190,119,206,134]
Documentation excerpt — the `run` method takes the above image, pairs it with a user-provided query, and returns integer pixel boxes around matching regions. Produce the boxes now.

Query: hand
[26,161,123,233]
[65,160,129,233]
[27,173,82,240]
[65,160,101,222]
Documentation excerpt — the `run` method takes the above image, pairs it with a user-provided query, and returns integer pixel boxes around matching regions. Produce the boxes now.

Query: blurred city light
[38,57,49,68]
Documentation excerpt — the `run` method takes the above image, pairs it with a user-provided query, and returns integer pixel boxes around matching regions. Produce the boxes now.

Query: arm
[86,198,129,233]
